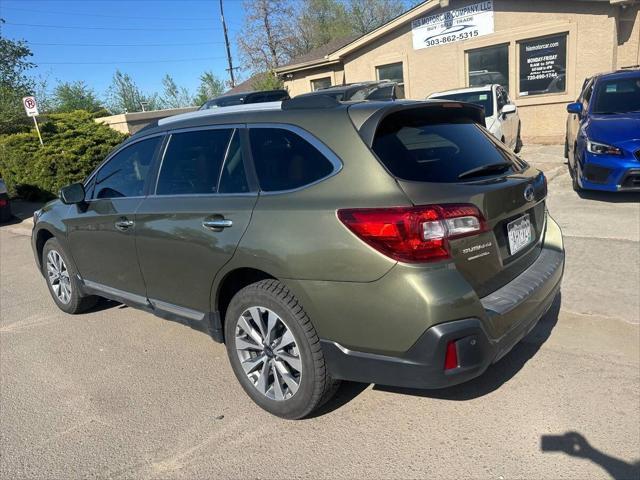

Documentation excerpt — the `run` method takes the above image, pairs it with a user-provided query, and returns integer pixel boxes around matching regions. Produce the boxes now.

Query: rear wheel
[42,238,97,314]
[224,279,339,419]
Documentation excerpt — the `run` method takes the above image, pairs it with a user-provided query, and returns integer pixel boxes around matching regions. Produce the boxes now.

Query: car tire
[570,163,582,192]
[515,124,523,153]
[42,238,98,314]
[564,136,569,159]
[224,279,340,419]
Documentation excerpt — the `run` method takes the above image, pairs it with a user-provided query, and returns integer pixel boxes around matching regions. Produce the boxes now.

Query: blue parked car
[565,69,640,192]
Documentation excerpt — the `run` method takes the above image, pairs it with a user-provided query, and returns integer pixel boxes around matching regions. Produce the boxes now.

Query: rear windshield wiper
[458,162,512,180]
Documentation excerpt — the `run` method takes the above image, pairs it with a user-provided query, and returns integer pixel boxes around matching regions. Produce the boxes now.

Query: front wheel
[224,280,339,419]
[42,238,98,314]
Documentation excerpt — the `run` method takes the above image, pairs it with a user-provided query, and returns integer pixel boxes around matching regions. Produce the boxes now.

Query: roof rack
[158,101,283,126]
[281,95,342,110]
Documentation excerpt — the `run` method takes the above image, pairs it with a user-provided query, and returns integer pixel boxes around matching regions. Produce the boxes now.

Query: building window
[518,33,567,96]
[376,62,404,83]
[311,77,331,91]
[468,44,509,91]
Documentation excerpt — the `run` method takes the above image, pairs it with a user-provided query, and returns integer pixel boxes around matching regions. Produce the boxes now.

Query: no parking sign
[22,96,39,117]
[22,96,43,145]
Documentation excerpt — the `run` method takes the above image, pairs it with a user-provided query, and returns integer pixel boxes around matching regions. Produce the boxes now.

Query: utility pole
[219,0,236,88]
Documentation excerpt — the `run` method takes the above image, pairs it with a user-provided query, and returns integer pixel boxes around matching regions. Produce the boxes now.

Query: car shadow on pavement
[577,190,640,203]
[372,292,563,402]
[541,431,640,480]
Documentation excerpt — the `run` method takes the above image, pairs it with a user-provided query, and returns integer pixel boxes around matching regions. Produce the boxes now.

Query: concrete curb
[1,218,33,237]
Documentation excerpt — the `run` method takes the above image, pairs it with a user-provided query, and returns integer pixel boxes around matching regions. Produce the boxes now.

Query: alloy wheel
[46,250,71,304]
[234,306,302,401]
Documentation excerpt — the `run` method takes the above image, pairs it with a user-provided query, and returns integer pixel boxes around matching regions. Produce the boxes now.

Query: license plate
[507,214,533,255]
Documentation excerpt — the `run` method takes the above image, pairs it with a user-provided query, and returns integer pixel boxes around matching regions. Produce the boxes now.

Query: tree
[105,70,157,114]
[0,110,127,200]
[159,74,193,109]
[237,0,292,73]
[0,22,36,134]
[193,71,226,105]
[284,0,352,59]
[346,0,406,35]
[250,71,284,91]
[52,81,102,113]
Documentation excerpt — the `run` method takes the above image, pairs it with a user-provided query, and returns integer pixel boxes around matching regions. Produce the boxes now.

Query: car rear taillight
[337,204,487,263]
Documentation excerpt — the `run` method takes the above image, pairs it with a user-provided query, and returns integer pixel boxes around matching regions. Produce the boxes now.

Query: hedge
[0,110,127,200]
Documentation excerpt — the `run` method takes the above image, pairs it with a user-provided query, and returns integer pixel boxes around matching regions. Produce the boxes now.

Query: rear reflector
[444,341,459,371]
[337,204,486,263]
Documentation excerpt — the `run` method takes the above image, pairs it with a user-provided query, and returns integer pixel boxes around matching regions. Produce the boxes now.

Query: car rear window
[432,91,494,117]
[371,109,522,183]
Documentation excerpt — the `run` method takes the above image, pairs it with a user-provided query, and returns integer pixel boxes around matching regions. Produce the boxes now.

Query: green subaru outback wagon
[32,97,564,419]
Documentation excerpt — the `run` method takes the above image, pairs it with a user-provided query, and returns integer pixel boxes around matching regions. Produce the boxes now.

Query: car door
[495,86,514,146]
[134,125,257,320]
[65,135,163,302]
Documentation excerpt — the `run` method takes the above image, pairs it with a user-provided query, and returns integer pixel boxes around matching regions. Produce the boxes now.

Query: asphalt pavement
[1,145,639,479]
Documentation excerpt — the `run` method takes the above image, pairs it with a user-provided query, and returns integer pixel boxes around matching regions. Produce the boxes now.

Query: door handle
[115,218,134,231]
[202,219,233,231]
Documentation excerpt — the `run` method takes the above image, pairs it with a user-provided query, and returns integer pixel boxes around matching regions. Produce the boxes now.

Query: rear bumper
[321,245,564,389]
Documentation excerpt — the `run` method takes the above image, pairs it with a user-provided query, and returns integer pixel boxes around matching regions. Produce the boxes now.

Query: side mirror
[502,104,516,115]
[59,183,86,205]
[567,102,583,115]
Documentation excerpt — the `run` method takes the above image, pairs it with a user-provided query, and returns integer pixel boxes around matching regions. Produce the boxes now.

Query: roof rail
[158,101,283,126]
[282,95,341,110]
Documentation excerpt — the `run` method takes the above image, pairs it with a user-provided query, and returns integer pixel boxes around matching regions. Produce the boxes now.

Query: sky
[0,0,247,99]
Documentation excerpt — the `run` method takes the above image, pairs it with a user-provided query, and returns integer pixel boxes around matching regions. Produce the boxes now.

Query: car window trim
[216,128,238,193]
[84,133,166,202]
[246,123,343,195]
[151,123,257,198]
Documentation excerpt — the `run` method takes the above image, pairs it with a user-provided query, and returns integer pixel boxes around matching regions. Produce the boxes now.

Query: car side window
[496,87,507,110]
[156,129,233,195]
[218,130,250,194]
[583,82,594,105]
[249,128,335,192]
[92,136,160,200]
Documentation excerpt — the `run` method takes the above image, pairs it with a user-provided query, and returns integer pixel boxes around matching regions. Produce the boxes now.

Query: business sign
[411,1,494,50]
[22,96,39,117]
[519,34,567,96]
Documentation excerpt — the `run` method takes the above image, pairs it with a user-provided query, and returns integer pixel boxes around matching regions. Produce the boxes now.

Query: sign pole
[32,116,43,146]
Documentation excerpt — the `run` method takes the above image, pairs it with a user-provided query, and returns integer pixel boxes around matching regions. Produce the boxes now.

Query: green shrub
[0,110,127,200]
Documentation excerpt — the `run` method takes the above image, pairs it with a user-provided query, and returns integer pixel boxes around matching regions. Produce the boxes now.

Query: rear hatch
[356,102,547,297]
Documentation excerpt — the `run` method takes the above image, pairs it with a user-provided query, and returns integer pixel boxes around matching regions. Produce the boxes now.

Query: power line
[4,21,217,31]
[30,41,225,47]
[37,56,227,65]
[1,6,216,21]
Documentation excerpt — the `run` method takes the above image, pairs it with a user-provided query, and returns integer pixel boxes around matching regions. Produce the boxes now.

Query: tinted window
[366,85,395,101]
[156,129,232,195]
[249,128,334,191]
[93,137,160,199]
[311,77,331,91]
[592,76,640,114]
[372,109,522,183]
[376,62,403,83]
[519,34,567,96]
[468,44,509,91]
[218,131,250,194]
[434,91,494,117]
